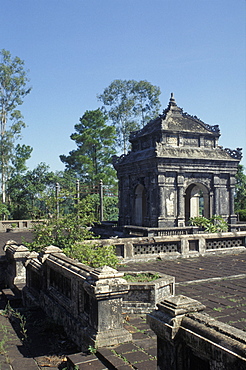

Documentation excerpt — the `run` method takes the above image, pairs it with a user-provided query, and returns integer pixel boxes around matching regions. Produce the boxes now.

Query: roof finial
[169,92,177,106]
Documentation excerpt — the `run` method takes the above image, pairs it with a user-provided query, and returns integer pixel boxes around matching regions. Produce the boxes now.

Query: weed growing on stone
[111,350,129,365]
[0,323,12,365]
[1,302,28,342]
[213,307,223,312]
[0,324,8,355]
[88,345,97,354]
[123,272,160,282]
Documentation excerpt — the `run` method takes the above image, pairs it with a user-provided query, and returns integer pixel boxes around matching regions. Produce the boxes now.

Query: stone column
[147,295,205,370]
[209,190,213,218]
[177,174,185,227]
[4,240,30,289]
[84,266,132,347]
[229,176,237,226]
[213,175,220,215]
[158,174,166,227]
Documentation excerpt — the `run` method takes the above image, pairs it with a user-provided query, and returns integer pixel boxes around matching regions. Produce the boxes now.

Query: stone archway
[134,184,147,226]
[185,183,210,223]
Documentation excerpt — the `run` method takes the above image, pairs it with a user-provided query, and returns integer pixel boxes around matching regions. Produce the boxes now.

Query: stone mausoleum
[113,94,242,228]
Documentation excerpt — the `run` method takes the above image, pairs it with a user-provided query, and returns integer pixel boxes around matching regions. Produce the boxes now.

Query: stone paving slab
[0,313,39,370]
[118,250,246,282]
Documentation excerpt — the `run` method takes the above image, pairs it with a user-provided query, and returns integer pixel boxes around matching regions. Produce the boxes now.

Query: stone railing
[148,296,246,369]
[0,219,44,232]
[85,231,246,262]
[3,242,174,349]
[3,240,246,365]
[23,246,132,349]
[123,225,202,237]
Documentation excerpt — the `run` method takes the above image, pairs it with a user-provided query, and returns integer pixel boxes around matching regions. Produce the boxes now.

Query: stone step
[66,352,110,369]
[1,288,22,308]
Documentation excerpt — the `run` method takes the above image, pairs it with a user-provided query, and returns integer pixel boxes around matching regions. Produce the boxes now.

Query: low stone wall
[0,219,44,232]
[88,231,246,262]
[23,246,132,350]
[122,271,175,314]
[148,296,246,370]
[3,240,246,365]
[3,242,174,350]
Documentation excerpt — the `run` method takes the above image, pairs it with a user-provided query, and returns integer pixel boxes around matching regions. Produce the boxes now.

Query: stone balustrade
[84,231,246,262]
[147,295,246,369]
[0,219,44,232]
[23,246,132,349]
[3,240,246,367]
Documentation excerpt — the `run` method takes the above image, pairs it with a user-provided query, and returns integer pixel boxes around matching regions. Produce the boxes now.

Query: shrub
[237,209,246,221]
[26,204,119,268]
[64,243,118,269]
[189,215,228,233]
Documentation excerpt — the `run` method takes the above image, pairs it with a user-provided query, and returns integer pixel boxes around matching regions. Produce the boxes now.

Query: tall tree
[235,164,246,211]
[98,79,161,153]
[7,162,57,219]
[60,109,117,187]
[0,49,31,204]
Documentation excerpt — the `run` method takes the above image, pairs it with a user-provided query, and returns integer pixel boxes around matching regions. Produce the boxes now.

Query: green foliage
[123,272,160,282]
[88,345,97,354]
[64,243,118,269]
[10,143,33,175]
[26,198,119,268]
[235,165,246,211]
[7,162,57,219]
[60,109,117,187]
[27,213,94,252]
[83,193,118,222]
[189,215,228,233]
[0,201,10,218]
[237,209,246,221]
[1,302,27,342]
[0,49,31,204]
[98,79,161,153]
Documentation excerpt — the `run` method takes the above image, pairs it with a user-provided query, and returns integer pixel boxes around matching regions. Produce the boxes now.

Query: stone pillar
[177,174,185,227]
[147,295,205,370]
[158,174,166,227]
[229,177,237,225]
[209,190,213,218]
[213,175,220,215]
[84,266,132,347]
[4,240,30,289]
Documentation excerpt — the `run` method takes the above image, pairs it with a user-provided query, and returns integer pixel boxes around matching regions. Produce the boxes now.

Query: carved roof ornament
[113,94,242,166]
[169,92,177,107]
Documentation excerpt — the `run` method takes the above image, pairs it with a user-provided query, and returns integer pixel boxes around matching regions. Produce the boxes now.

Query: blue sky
[1,0,246,171]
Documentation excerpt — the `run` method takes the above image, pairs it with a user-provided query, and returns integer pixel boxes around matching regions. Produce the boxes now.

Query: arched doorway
[185,183,209,223]
[134,184,147,226]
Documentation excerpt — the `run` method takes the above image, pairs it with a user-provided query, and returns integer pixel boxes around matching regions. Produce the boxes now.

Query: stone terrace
[0,232,245,369]
[118,252,246,332]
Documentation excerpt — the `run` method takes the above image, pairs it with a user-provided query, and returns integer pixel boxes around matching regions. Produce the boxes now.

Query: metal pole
[76,179,80,218]
[56,182,60,218]
[99,179,103,222]
[76,179,80,203]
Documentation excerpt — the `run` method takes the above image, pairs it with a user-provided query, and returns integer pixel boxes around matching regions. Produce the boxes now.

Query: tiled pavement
[69,250,246,369]
[119,251,246,332]
[0,231,245,368]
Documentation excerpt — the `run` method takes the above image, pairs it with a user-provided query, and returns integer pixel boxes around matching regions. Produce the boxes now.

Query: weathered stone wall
[148,296,246,370]
[22,246,132,350]
[122,271,175,314]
